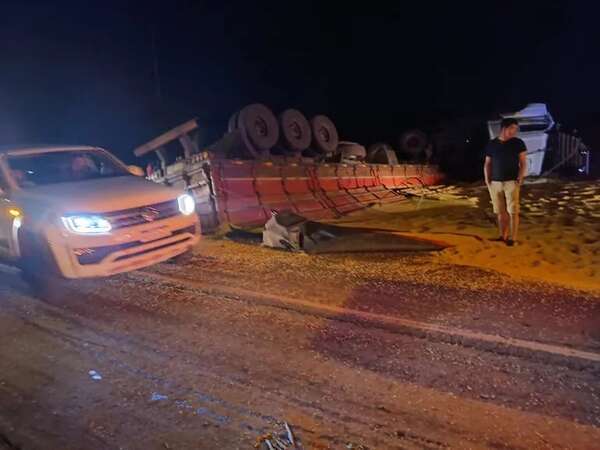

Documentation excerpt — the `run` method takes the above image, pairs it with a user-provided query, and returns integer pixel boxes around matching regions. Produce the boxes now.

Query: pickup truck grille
[104,200,180,229]
[75,225,196,265]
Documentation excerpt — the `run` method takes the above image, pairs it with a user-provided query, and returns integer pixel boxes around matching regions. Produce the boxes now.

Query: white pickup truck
[0,145,199,293]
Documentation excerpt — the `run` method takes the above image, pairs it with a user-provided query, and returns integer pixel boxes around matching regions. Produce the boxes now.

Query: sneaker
[506,239,516,247]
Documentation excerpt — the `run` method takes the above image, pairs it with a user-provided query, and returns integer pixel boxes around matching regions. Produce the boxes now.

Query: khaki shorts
[488,180,520,214]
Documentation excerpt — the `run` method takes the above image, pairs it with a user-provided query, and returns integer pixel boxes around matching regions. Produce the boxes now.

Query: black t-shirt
[484,137,526,181]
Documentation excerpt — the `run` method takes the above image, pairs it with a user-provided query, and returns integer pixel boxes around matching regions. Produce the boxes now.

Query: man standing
[484,118,528,246]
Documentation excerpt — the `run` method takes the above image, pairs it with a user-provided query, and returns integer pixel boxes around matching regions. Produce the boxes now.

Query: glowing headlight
[62,215,112,234]
[178,194,196,216]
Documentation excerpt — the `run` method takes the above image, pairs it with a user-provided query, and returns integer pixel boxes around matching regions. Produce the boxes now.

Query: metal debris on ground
[255,422,300,449]
[150,392,169,401]
[346,444,369,450]
[262,211,308,251]
[284,422,295,446]
[88,370,102,381]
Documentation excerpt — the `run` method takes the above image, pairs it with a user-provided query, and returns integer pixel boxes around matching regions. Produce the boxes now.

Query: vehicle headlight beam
[178,194,196,216]
[62,215,112,234]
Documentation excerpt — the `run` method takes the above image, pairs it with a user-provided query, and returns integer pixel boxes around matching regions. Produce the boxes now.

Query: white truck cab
[0,146,199,285]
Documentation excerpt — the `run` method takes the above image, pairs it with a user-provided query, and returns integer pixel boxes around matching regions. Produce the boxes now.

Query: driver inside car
[70,154,97,179]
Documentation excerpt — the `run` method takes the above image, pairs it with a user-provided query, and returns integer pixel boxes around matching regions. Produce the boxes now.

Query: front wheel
[18,230,68,301]
[20,268,71,301]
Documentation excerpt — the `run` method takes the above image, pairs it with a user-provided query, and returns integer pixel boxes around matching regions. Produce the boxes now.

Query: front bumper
[46,213,200,279]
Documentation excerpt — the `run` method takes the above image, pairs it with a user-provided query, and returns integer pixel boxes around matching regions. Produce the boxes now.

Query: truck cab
[0,146,199,285]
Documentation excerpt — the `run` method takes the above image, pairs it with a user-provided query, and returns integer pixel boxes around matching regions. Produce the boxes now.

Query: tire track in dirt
[3,269,600,448]
[0,279,437,448]
[134,271,600,369]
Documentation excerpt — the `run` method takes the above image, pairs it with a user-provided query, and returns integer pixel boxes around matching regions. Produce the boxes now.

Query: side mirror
[128,165,145,177]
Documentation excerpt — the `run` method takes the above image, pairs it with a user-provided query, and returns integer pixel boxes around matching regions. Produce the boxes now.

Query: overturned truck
[134,104,444,233]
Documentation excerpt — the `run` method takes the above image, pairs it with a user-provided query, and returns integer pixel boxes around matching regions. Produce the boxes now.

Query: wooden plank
[134,119,199,157]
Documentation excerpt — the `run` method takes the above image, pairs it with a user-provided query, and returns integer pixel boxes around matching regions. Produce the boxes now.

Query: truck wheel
[367,142,398,165]
[310,115,339,154]
[399,129,428,160]
[227,111,240,132]
[237,104,279,153]
[338,141,367,162]
[279,109,312,152]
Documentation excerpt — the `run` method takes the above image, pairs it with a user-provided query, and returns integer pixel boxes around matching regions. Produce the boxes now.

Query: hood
[12,176,183,214]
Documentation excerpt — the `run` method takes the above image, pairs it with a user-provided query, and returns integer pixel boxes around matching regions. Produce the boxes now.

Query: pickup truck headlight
[178,194,195,216]
[62,215,112,234]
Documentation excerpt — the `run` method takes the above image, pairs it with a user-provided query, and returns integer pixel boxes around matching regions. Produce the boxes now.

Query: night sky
[1,1,597,162]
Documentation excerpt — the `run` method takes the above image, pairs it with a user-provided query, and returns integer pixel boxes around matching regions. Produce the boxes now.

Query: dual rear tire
[227,104,340,159]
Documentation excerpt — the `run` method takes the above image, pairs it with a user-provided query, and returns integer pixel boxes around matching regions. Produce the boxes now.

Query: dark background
[0,1,597,163]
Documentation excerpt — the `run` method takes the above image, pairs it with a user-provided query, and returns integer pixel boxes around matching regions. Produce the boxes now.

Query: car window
[6,150,130,187]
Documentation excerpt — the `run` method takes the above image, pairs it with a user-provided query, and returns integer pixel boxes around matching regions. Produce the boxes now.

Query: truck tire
[237,104,279,153]
[239,127,269,160]
[227,111,240,133]
[399,129,428,159]
[338,141,367,162]
[279,109,312,152]
[367,142,399,165]
[310,115,339,154]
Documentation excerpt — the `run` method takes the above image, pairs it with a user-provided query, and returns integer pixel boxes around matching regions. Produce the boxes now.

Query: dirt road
[1,252,599,449]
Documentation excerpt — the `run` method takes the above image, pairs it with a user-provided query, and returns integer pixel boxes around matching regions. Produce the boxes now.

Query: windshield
[6,150,130,188]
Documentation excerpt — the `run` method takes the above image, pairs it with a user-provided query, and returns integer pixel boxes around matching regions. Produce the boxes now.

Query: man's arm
[484,156,492,185]
[518,151,527,184]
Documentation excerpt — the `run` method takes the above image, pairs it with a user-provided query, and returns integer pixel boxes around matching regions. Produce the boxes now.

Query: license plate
[139,228,172,243]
